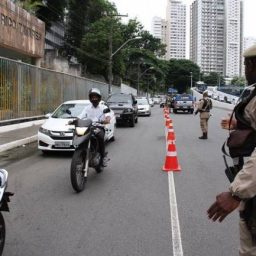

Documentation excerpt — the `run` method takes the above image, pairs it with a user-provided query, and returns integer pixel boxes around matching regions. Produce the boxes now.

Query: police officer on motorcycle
[79,88,110,167]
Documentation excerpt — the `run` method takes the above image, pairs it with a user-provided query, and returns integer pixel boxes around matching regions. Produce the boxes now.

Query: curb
[0,120,45,134]
[0,135,38,153]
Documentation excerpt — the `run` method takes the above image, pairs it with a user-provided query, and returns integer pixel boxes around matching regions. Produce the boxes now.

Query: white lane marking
[165,125,183,256]
[168,172,184,256]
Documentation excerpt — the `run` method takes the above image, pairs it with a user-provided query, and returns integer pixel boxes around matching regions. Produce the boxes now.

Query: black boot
[199,132,207,139]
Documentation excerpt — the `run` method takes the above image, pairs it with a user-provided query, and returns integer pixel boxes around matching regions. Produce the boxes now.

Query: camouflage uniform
[196,94,212,139]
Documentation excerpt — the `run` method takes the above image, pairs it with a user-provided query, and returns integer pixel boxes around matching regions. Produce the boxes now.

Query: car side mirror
[103,108,110,114]
[45,113,51,118]
[134,100,137,104]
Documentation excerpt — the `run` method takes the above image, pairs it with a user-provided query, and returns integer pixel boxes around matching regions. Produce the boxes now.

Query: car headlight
[123,108,133,113]
[39,127,51,136]
[75,127,88,136]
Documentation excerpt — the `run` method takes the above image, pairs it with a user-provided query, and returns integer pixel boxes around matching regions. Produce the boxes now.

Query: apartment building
[166,0,186,59]
[225,0,243,77]
[190,0,243,77]
[152,16,168,59]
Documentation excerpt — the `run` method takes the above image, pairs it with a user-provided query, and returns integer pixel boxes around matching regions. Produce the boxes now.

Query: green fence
[0,57,120,120]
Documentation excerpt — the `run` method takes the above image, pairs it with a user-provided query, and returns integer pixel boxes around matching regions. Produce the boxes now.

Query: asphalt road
[1,106,240,256]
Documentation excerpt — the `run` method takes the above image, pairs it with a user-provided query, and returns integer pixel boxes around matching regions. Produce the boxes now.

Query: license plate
[55,141,71,148]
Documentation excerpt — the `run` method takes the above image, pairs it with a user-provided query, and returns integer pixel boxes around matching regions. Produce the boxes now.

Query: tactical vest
[228,87,256,158]
[201,98,212,112]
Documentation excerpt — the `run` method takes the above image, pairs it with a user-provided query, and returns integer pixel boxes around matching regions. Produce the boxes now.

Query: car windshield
[176,95,193,101]
[107,94,132,104]
[51,103,87,118]
[137,98,149,105]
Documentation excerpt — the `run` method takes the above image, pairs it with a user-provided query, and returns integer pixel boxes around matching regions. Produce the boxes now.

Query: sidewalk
[0,121,44,153]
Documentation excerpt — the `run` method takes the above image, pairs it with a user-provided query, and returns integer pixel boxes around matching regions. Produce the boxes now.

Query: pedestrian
[194,90,212,139]
[207,43,256,255]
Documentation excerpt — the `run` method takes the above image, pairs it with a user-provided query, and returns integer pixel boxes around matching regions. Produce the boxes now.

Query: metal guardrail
[0,56,121,121]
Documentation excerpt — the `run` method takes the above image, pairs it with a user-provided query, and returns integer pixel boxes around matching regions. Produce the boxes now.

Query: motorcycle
[68,108,110,193]
[0,169,13,255]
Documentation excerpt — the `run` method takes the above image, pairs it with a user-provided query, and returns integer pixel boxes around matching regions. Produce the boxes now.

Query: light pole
[137,66,154,96]
[108,36,142,96]
[190,72,193,90]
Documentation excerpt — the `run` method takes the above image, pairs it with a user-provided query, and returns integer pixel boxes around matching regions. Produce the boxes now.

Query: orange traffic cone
[162,142,181,172]
[165,118,171,127]
[167,128,175,141]
[168,122,173,129]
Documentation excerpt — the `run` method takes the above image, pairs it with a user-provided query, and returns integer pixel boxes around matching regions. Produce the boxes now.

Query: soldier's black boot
[199,132,207,139]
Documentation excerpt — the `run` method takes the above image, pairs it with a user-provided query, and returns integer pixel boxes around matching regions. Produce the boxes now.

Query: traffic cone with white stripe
[162,142,181,172]
[165,118,171,127]
[167,127,175,141]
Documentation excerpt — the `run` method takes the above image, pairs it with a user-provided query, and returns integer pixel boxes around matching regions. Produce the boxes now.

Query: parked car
[153,97,161,104]
[38,100,116,153]
[136,97,151,116]
[218,94,225,102]
[212,93,218,100]
[148,98,154,107]
[107,93,138,127]
[160,101,165,108]
[172,94,194,114]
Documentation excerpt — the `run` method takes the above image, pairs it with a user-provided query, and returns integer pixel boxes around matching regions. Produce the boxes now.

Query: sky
[110,0,256,38]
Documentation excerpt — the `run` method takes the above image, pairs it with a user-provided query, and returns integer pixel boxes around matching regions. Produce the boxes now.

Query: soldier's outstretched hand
[207,192,240,222]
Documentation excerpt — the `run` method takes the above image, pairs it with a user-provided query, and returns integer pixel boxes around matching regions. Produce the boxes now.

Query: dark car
[107,93,138,127]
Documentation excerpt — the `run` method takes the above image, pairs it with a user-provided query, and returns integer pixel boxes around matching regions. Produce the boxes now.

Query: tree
[202,72,224,86]
[165,59,200,93]
[13,0,44,14]
[231,76,246,87]
[79,16,123,80]
[14,0,67,28]
[64,0,116,60]
[36,0,67,28]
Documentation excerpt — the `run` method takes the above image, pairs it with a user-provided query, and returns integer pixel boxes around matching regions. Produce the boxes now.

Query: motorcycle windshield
[77,119,92,127]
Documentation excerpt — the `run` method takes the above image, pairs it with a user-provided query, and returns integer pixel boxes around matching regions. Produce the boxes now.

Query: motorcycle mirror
[103,108,110,114]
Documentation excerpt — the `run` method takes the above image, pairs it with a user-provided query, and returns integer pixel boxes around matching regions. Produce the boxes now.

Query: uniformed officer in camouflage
[207,43,256,255]
[195,90,212,139]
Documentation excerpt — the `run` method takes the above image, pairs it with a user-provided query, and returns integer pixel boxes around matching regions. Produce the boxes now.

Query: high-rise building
[190,0,243,77]
[152,16,168,59]
[225,0,243,77]
[166,0,186,59]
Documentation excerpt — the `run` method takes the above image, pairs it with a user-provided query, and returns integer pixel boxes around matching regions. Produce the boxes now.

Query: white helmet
[89,88,101,99]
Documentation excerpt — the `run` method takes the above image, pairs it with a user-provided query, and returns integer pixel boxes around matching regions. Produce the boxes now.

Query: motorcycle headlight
[39,127,51,136]
[75,127,88,136]
[123,108,133,113]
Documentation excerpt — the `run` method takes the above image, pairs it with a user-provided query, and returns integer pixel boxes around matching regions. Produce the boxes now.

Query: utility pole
[190,72,193,90]
[107,13,128,96]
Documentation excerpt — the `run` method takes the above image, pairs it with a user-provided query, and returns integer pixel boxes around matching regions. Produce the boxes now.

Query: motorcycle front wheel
[70,148,87,192]
[0,212,5,256]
